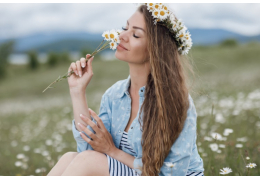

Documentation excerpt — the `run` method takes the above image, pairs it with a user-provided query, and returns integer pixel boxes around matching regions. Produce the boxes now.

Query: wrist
[70,87,86,95]
[107,146,118,158]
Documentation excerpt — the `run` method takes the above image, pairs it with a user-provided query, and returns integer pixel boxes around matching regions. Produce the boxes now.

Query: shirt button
[141,90,143,92]
[131,127,133,129]
[119,130,121,133]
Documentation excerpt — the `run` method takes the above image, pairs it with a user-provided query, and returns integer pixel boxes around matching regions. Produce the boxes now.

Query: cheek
[131,41,147,59]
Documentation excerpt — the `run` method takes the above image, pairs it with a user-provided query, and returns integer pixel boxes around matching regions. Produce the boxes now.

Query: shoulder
[102,77,128,100]
[185,93,197,130]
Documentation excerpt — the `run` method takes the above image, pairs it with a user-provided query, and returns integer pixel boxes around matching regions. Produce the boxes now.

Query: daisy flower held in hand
[219,167,232,175]
[42,29,122,93]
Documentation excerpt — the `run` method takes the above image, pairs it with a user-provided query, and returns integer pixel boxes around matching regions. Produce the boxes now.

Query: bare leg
[47,152,79,176]
[61,150,110,176]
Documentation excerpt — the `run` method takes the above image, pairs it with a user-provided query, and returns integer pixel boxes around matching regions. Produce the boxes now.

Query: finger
[71,62,78,76]
[86,54,91,60]
[88,108,106,131]
[80,57,86,68]
[76,60,82,77]
[77,122,97,141]
[87,56,94,74]
[79,131,94,144]
[80,114,101,135]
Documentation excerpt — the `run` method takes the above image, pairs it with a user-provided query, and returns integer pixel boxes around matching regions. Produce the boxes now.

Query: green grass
[0,42,260,176]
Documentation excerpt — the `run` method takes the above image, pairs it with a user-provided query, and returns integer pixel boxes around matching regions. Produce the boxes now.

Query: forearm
[108,147,135,169]
[70,89,91,131]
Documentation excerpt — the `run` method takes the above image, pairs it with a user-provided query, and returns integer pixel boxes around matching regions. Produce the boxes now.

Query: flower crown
[136,3,193,55]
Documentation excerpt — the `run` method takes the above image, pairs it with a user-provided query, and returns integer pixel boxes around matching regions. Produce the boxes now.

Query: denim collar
[119,75,146,98]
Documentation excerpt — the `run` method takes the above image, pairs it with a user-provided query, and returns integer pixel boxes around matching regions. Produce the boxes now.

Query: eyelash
[122,27,139,38]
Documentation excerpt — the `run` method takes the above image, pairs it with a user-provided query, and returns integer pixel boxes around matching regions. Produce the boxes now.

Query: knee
[74,150,104,162]
[59,151,78,162]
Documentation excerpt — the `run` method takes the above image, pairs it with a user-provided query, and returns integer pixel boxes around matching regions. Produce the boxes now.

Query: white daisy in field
[217,149,222,153]
[235,144,243,148]
[246,163,257,168]
[204,136,213,141]
[223,128,233,136]
[219,144,226,148]
[237,137,248,142]
[220,167,232,175]
[246,157,250,160]
[23,145,30,151]
[16,153,25,159]
[211,132,223,141]
[15,161,22,167]
[109,41,117,50]
[35,168,41,173]
[45,139,53,146]
[102,30,110,41]
[164,162,176,168]
[209,143,218,152]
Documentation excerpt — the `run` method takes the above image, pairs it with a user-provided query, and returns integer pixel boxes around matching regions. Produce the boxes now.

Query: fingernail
[82,64,85,68]
[78,122,83,127]
[80,114,84,117]
[88,108,92,112]
[79,73,82,77]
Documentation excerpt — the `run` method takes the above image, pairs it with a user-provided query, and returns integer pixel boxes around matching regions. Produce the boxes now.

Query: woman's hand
[77,108,117,155]
[67,54,94,92]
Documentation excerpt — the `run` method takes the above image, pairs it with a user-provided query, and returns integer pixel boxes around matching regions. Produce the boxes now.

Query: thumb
[87,56,94,73]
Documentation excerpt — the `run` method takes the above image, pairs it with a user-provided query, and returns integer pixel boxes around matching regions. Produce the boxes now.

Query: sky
[0,3,260,39]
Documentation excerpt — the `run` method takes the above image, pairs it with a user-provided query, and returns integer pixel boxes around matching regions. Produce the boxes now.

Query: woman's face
[115,11,149,64]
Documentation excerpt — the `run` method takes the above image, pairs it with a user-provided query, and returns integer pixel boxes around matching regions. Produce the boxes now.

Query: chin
[115,51,128,62]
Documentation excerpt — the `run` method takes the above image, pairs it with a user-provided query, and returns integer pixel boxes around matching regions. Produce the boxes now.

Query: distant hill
[0,29,259,53]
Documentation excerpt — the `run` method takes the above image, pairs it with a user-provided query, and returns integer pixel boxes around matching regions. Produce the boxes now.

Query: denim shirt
[71,75,204,176]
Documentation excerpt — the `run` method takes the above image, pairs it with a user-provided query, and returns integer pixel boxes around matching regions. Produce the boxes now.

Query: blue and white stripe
[106,131,204,176]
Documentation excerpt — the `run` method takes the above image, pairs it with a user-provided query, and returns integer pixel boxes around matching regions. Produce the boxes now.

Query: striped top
[119,131,136,154]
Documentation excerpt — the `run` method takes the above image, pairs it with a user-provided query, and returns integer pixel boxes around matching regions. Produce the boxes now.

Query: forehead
[128,11,146,30]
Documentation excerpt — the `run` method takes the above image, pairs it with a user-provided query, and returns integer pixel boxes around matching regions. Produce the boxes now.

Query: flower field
[0,42,259,175]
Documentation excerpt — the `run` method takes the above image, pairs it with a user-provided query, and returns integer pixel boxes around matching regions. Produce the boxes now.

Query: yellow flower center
[179,34,184,38]
[155,4,159,9]
[149,7,153,10]
[154,11,158,16]
[164,6,168,10]
[160,11,165,16]
[111,43,114,46]
[110,34,114,39]
[105,34,109,39]
[149,3,153,6]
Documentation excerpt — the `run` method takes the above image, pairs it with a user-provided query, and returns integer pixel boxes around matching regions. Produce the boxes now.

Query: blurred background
[0,3,259,176]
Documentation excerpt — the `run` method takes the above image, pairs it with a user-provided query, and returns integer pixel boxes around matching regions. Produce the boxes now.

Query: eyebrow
[127,20,146,33]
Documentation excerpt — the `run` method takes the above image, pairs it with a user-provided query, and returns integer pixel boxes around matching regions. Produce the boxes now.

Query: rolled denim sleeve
[133,95,197,176]
[71,93,112,153]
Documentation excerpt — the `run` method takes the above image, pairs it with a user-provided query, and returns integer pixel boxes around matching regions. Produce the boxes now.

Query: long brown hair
[136,5,194,175]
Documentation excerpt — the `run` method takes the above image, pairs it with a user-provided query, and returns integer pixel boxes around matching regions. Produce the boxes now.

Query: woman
[47,4,204,176]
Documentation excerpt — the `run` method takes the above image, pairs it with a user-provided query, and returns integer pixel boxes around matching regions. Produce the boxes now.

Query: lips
[118,43,128,51]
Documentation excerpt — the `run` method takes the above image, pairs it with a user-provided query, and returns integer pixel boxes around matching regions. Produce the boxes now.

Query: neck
[128,60,150,97]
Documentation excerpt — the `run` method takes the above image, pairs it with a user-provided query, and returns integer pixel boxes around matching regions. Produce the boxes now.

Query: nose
[119,30,129,42]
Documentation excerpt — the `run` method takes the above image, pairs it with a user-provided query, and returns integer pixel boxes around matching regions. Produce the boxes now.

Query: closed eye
[122,26,139,38]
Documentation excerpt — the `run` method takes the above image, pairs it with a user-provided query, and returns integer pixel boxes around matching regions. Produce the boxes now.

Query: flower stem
[42,41,112,93]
